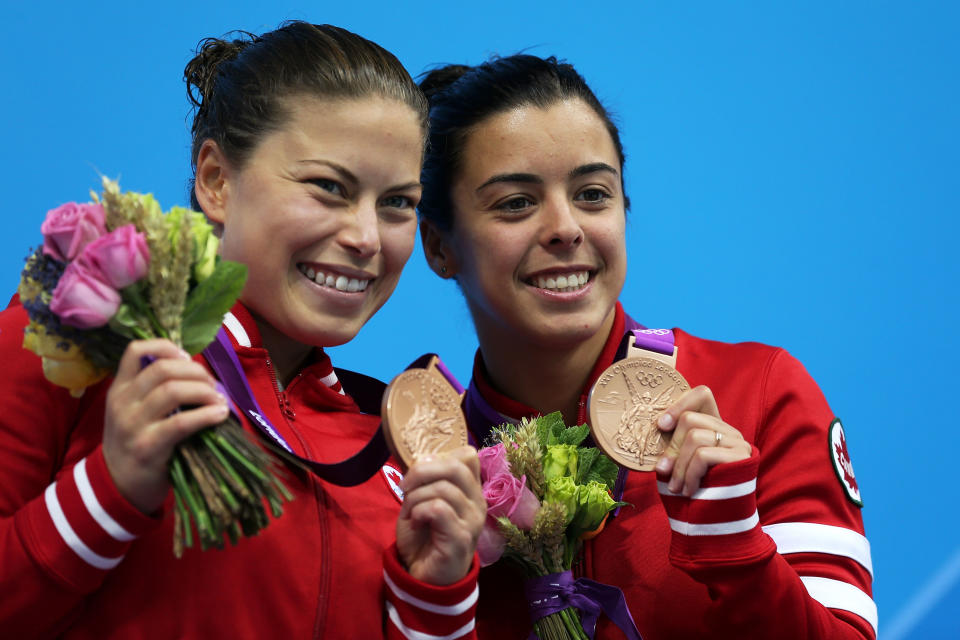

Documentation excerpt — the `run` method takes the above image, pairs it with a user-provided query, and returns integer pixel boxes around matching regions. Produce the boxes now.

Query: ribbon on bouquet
[525,571,643,639]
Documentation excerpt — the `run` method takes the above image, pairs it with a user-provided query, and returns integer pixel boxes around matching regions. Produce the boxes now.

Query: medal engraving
[382,365,468,472]
[588,357,690,471]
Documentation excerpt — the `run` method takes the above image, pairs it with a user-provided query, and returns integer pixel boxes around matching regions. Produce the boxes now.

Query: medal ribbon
[203,330,464,487]
[524,571,643,640]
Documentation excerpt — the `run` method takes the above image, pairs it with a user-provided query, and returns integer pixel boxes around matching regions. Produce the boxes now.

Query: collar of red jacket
[470,301,628,421]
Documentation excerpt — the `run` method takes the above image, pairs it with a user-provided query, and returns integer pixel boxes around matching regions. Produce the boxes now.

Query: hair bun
[184,33,255,111]
[418,64,473,103]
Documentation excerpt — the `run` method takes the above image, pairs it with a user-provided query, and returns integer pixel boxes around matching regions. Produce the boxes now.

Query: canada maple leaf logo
[834,429,858,493]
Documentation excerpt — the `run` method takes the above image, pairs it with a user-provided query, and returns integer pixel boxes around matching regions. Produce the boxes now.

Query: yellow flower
[17,275,43,303]
[23,323,107,397]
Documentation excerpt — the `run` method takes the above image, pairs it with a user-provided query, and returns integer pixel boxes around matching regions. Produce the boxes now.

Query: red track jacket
[466,303,875,639]
[0,300,478,639]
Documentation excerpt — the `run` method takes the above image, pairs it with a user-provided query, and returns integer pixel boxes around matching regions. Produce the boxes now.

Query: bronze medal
[588,352,690,471]
[381,355,468,472]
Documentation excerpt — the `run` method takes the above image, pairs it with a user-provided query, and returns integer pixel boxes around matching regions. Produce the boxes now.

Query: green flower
[544,476,579,525]
[542,444,578,482]
[569,480,616,537]
[166,207,219,283]
[191,217,218,283]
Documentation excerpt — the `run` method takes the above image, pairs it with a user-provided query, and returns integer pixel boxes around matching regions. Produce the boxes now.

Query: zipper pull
[281,392,296,420]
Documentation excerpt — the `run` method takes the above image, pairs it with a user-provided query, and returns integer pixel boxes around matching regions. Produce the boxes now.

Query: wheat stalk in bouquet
[18,178,292,557]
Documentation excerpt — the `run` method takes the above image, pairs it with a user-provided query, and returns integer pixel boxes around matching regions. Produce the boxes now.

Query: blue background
[2,2,956,637]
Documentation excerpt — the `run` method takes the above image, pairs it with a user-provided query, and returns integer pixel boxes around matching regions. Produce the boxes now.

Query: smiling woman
[0,22,483,640]
[419,55,877,639]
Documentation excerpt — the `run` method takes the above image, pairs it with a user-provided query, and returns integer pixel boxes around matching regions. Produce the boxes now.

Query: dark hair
[418,55,628,231]
[184,21,427,210]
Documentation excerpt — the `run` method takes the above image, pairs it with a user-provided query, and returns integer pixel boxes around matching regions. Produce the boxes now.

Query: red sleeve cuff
[658,446,776,571]
[383,544,478,639]
[17,446,162,592]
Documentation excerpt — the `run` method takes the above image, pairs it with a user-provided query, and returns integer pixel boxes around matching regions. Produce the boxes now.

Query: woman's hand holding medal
[396,447,486,585]
[653,385,752,496]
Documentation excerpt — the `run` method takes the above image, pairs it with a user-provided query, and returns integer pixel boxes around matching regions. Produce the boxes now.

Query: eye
[309,178,344,197]
[575,188,611,205]
[380,194,416,209]
[498,196,534,214]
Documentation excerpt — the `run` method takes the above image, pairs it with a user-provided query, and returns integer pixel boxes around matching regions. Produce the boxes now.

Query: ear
[193,139,232,225]
[420,219,458,278]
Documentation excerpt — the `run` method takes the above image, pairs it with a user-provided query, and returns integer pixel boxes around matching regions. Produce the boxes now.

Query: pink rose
[41,202,107,262]
[78,224,150,289]
[478,443,511,482]
[477,521,507,567]
[49,261,121,328]
[483,472,540,529]
[477,472,540,567]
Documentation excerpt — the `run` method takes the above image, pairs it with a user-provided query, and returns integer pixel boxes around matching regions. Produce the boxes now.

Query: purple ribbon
[198,329,390,486]
[524,571,642,640]
[200,332,466,486]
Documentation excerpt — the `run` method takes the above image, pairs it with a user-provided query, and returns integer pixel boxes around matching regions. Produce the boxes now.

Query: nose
[339,200,381,258]
[540,197,584,249]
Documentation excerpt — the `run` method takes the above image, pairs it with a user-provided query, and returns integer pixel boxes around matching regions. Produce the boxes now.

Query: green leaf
[108,303,150,341]
[587,454,620,492]
[559,423,590,447]
[181,259,247,355]
[534,415,552,448]
[536,411,565,445]
[575,447,600,485]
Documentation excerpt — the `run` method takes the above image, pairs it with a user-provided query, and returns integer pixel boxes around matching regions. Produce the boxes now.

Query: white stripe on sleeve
[386,603,476,640]
[383,570,479,615]
[763,522,874,577]
[800,576,878,636]
[74,458,135,542]
[668,510,760,536]
[44,483,124,570]
[658,478,757,500]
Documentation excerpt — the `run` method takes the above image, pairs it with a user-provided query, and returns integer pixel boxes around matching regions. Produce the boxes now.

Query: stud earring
[440,265,448,275]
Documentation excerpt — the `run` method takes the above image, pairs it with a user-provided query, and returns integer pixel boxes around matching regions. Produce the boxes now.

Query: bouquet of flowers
[18,178,292,557]
[477,412,641,640]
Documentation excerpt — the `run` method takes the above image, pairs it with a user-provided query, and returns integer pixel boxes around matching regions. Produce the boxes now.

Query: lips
[297,263,371,292]
[526,270,590,293]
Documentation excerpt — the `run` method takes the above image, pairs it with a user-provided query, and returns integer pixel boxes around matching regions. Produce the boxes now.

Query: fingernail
[658,413,673,429]
[655,457,671,473]
[668,480,680,494]
[179,349,191,360]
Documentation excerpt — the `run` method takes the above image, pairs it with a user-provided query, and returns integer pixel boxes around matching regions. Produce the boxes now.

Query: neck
[249,313,314,389]
[477,311,616,425]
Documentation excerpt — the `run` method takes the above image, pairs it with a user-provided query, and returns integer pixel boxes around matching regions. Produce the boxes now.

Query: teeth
[298,264,370,293]
[534,271,590,292]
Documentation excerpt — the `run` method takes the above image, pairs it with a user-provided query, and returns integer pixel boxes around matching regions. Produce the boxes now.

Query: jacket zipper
[263,357,330,637]
[264,358,297,420]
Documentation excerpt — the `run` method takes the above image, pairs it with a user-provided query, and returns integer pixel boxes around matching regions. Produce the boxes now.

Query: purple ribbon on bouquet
[524,571,643,639]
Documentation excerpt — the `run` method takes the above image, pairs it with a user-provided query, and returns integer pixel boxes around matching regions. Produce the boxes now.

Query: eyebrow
[298,159,421,192]
[476,162,620,192]
[569,162,619,180]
